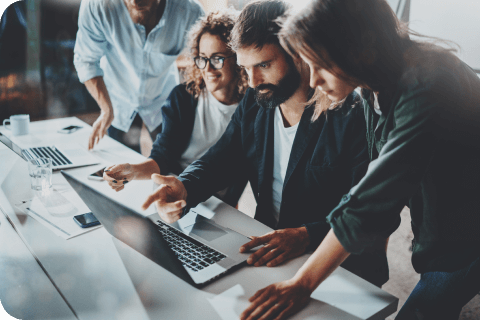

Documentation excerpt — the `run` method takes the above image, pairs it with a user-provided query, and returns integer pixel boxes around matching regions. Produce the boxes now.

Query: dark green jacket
[327,50,480,274]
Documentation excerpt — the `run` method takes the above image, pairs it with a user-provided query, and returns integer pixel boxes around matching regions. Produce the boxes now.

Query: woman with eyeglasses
[240,0,480,319]
[103,9,248,207]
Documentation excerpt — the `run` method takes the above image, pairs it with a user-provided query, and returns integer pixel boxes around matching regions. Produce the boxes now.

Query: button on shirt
[73,0,204,132]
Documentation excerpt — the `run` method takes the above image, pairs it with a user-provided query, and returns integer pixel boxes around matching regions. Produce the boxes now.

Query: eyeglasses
[193,55,235,70]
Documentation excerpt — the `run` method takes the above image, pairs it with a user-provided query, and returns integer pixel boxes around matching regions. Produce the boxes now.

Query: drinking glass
[28,158,53,191]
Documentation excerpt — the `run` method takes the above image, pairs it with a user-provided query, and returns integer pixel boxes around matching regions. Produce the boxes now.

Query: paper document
[15,186,101,239]
[207,284,249,320]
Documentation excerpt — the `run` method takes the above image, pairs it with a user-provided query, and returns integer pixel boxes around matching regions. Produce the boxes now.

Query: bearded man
[141,0,389,287]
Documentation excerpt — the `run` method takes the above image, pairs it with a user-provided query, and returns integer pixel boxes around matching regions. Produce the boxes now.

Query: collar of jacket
[253,103,324,228]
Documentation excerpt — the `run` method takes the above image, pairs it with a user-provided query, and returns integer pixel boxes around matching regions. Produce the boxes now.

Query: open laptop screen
[0,132,26,161]
[61,171,196,286]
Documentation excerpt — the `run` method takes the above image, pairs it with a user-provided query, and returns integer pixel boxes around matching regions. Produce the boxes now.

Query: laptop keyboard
[156,220,226,272]
[26,146,72,167]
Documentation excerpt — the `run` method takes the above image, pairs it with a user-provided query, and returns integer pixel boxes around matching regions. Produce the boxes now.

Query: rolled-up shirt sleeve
[73,0,108,83]
[327,87,441,254]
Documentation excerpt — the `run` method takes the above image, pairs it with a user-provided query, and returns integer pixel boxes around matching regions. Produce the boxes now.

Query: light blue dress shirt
[74,0,204,132]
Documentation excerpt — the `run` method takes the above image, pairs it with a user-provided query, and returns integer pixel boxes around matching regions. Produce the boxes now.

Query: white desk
[0,117,398,320]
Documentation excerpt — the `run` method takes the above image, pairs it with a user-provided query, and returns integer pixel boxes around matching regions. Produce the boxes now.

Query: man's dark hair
[230,0,291,51]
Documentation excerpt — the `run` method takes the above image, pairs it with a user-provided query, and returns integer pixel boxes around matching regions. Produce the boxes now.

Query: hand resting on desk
[240,279,310,320]
[240,227,309,267]
[89,110,114,150]
[141,174,187,223]
[241,229,350,320]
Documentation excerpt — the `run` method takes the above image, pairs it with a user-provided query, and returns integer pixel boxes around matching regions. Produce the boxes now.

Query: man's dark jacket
[149,84,247,206]
[179,88,388,286]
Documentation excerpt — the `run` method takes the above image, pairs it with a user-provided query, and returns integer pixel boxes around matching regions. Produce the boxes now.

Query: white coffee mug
[3,114,30,136]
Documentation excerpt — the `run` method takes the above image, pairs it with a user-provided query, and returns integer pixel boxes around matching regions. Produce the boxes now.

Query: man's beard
[125,1,157,25]
[254,60,301,109]
[129,10,155,25]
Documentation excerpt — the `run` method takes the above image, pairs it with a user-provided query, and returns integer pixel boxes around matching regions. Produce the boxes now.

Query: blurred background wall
[0,0,479,123]
[0,0,254,124]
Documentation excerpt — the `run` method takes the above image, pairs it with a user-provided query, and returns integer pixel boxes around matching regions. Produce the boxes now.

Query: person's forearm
[84,76,113,113]
[292,229,350,293]
[131,159,161,180]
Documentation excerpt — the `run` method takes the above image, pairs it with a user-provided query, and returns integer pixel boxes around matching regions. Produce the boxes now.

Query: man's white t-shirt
[179,91,238,169]
[272,107,299,222]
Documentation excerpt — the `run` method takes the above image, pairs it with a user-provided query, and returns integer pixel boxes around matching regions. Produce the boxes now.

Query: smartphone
[57,125,82,134]
[73,212,100,228]
[88,167,106,181]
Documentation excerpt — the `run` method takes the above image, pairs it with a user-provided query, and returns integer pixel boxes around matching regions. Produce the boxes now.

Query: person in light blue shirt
[74,0,204,151]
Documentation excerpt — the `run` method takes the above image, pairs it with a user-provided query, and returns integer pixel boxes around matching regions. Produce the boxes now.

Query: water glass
[28,158,53,191]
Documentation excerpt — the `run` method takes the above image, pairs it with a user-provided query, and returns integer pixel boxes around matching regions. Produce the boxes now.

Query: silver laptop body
[0,132,99,170]
[62,171,250,287]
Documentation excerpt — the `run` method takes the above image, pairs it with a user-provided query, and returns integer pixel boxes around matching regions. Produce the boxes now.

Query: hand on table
[103,164,137,192]
[88,110,114,150]
[239,227,310,267]
[141,174,187,223]
[240,279,311,320]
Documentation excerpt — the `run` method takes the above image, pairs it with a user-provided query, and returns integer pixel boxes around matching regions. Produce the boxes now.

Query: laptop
[0,131,99,170]
[61,171,251,288]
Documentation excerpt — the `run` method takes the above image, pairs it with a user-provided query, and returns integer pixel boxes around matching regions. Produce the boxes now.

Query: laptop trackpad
[190,221,227,242]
